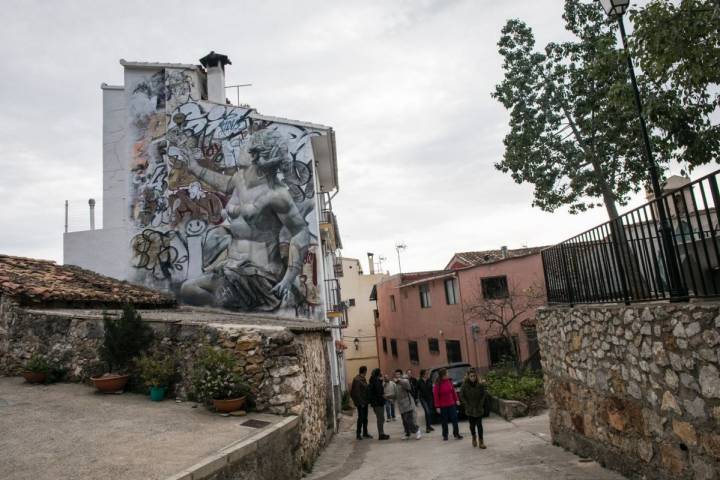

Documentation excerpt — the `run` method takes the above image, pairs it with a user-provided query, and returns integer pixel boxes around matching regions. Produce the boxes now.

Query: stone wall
[537,303,720,480]
[0,296,331,468]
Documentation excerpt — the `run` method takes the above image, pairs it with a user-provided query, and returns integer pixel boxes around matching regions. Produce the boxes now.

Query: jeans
[440,405,460,439]
[356,404,369,437]
[372,405,386,436]
[401,410,419,435]
[419,398,433,430]
[385,400,395,419]
[468,415,483,440]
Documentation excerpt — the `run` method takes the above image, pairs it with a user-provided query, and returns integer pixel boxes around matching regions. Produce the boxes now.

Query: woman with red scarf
[433,368,463,441]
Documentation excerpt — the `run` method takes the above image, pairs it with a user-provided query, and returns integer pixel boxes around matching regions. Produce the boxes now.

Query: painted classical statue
[171,129,311,311]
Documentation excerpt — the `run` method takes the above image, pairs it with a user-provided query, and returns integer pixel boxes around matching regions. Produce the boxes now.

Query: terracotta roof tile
[448,247,548,269]
[0,255,175,308]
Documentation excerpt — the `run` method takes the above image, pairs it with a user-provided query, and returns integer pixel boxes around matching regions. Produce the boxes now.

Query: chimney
[500,245,508,259]
[88,198,96,231]
[199,51,232,104]
[367,252,375,275]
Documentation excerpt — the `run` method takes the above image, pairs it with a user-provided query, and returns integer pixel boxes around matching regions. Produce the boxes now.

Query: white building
[63,51,347,395]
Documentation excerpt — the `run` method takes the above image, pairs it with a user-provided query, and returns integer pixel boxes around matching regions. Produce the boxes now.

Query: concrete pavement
[307,409,627,480]
[0,377,284,480]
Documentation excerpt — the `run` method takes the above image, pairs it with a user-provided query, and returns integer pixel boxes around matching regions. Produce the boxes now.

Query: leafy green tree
[492,0,715,220]
[629,0,720,172]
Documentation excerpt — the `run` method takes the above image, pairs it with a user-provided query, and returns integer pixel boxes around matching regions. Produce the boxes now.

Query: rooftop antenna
[225,83,253,106]
[376,254,387,274]
[395,243,407,274]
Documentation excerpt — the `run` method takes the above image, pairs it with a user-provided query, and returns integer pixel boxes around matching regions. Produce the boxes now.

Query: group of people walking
[349,365,487,448]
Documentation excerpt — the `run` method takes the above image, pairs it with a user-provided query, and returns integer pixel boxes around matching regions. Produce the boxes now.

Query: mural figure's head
[248,129,288,173]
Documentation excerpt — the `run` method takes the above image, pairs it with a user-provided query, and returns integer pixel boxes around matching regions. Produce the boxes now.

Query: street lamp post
[395,243,407,274]
[599,0,687,300]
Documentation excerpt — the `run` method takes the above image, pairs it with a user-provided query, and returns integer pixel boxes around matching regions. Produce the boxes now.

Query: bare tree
[463,279,545,371]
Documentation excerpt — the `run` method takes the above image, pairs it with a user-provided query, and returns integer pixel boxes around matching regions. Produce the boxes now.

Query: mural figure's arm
[270,191,310,301]
[175,146,234,194]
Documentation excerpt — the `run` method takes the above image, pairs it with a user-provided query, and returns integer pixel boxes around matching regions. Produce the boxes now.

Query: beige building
[338,256,387,383]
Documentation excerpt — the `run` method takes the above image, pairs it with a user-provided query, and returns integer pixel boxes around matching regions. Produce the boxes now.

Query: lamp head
[599,0,629,17]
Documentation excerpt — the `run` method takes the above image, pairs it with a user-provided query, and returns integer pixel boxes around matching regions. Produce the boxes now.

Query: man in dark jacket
[367,368,390,440]
[418,369,435,433]
[350,366,371,440]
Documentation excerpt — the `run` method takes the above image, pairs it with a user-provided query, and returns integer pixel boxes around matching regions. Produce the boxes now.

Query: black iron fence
[543,170,720,304]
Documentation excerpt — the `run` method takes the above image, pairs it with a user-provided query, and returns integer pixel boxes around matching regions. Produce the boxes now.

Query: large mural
[127,68,323,319]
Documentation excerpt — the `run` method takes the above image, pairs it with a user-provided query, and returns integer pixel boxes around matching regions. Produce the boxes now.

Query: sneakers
[415,429,422,440]
[363,433,373,439]
[401,434,410,440]
[379,434,390,440]
[454,434,464,440]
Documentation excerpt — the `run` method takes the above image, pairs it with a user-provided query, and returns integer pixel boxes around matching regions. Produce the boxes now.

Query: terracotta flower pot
[212,397,246,413]
[91,374,130,393]
[22,371,47,384]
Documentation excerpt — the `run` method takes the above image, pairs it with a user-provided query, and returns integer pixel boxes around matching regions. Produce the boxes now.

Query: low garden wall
[537,302,720,480]
[0,296,332,470]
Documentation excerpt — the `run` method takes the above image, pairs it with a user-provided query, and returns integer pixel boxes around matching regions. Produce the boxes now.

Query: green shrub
[100,304,154,373]
[25,353,50,374]
[136,352,176,387]
[191,347,250,403]
[485,369,543,402]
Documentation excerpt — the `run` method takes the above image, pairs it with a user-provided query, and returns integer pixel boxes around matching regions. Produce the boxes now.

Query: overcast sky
[0,0,711,275]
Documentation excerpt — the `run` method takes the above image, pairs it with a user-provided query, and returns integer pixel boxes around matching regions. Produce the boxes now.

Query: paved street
[307,410,626,480]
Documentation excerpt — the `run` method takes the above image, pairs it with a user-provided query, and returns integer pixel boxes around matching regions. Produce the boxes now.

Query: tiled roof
[0,255,175,308]
[448,247,547,269]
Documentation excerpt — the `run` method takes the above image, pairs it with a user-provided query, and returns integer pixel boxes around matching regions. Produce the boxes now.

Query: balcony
[324,278,347,326]
[318,193,342,252]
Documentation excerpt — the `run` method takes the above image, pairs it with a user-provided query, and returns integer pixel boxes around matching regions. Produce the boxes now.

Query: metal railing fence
[543,170,720,304]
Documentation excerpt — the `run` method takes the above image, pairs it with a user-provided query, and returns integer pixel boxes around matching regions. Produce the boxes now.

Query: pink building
[374,247,546,375]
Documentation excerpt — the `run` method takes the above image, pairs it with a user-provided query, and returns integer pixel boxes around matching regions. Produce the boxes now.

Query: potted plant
[23,353,50,384]
[91,304,154,393]
[191,347,251,413]
[136,352,176,401]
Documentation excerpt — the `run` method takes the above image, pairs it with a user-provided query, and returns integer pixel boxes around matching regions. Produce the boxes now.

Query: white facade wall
[101,85,128,230]
[63,227,130,279]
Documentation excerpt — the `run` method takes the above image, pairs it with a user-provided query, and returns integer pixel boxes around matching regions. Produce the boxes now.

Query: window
[481,276,509,299]
[444,278,458,305]
[488,336,518,366]
[348,298,356,307]
[390,295,396,312]
[428,338,440,354]
[382,337,387,353]
[408,341,419,363]
[390,339,398,357]
[446,340,462,363]
[419,283,431,308]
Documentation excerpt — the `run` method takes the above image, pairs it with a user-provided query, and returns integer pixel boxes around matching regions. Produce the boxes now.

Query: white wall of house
[63,226,130,279]
[101,84,128,230]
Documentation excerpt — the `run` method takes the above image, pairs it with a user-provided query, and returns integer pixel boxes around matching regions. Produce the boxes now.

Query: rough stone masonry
[0,296,332,471]
[537,302,720,480]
